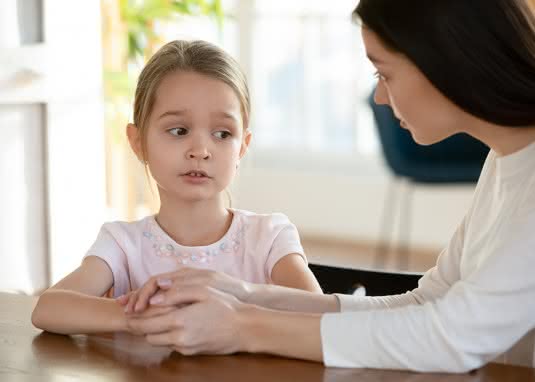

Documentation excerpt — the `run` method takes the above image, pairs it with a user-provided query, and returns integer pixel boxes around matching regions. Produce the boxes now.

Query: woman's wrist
[239,280,256,304]
[236,303,324,361]
[237,303,266,353]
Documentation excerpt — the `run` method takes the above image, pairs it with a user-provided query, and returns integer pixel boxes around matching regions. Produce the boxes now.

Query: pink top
[84,209,306,298]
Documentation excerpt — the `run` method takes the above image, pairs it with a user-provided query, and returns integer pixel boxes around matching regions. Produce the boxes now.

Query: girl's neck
[155,194,232,247]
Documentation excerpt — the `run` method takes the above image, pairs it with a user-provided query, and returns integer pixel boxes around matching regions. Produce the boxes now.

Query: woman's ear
[239,130,252,159]
[126,123,144,162]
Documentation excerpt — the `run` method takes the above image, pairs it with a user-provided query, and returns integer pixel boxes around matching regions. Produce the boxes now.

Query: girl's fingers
[116,294,129,305]
[150,285,210,307]
[126,292,139,314]
[134,278,163,312]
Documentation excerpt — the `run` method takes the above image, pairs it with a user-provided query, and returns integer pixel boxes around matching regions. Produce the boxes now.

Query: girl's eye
[168,127,188,136]
[213,131,232,140]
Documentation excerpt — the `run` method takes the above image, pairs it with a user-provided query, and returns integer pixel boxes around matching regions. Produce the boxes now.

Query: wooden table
[1,292,534,381]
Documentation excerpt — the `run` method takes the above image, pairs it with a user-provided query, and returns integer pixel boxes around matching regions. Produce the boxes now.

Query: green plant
[103,0,224,140]
[121,0,224,60]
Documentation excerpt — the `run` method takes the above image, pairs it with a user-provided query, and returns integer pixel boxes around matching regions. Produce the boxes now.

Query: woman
[122,0,535,372]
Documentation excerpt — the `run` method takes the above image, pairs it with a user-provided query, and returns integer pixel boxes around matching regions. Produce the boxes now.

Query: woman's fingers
[145,331,180,347]
[128,309,184,335]
[145,331,201,356]
[124,268,222,314]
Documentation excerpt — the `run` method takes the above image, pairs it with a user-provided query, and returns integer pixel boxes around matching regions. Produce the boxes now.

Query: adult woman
[123,0,535,372]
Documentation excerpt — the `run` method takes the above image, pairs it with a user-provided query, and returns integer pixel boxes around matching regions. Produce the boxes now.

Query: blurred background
[0,0,480,296]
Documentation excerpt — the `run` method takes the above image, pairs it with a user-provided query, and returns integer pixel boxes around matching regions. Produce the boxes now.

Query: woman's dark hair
[354,0,535,127]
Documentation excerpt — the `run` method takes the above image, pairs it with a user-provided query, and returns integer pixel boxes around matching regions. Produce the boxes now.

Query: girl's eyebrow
[157,109,240,123]
[212,111,240,123]
[158,109,190,120]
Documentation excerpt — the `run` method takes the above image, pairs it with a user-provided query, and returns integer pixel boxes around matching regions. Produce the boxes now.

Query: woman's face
[362,27,468,145]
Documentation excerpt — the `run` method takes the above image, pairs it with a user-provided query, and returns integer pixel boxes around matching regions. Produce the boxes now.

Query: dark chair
[309,263,422,296]
[369,93,489,269]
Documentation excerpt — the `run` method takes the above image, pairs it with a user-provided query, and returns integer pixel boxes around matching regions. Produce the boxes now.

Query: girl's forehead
[152,72,241,117]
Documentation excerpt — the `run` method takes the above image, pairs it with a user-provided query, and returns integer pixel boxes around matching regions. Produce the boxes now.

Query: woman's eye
[373,71,387,82]
[213,131,232,139]
[168,127,188,136]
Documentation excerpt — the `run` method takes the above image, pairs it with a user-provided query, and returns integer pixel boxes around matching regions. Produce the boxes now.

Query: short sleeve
[83,223,130,298]
[264,214,307,281]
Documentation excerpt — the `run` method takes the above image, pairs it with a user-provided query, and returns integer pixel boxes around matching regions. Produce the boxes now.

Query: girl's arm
[270,253,323,293]
[31,256,127,334]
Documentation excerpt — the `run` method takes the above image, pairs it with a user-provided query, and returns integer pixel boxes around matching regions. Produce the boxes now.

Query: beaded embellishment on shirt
[143,217,246,265]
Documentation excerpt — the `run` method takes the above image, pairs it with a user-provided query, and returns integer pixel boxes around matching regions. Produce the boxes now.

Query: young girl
[31,40,322,335]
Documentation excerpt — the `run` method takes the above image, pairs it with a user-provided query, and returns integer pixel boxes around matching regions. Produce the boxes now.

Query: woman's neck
[467,120,535,157]
[156,193,232,247]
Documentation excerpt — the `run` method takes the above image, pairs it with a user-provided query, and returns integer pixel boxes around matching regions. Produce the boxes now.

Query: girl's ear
[126,123,144,162]
[239,130,252,159]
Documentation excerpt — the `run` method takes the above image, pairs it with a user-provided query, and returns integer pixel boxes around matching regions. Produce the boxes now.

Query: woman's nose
[373,82,389,106]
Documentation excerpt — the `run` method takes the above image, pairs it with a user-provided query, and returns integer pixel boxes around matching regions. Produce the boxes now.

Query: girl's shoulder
[96,216,154,245]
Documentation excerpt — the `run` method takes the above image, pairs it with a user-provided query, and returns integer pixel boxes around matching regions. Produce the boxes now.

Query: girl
[122,0,535,373]
[31,40,322,335]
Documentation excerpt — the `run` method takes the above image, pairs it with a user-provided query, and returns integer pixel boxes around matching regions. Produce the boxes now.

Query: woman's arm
[270,253,323,293]
[123,268,339,315]
[242,305,323,362]
[31,256,127,334]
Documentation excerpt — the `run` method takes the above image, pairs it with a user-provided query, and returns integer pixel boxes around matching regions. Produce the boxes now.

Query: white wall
[0,1,106,293]
[233,162,475,251]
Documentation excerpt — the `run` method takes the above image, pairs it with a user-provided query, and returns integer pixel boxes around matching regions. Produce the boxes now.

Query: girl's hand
[116,290,163,315]
[126,285,252,355]
[126,268,252,314]
[117,291,178,334]
[116,290,146,314]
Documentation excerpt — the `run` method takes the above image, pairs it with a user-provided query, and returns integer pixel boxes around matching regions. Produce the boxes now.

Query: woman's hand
[126,285,253,355]
[117,268,252,314]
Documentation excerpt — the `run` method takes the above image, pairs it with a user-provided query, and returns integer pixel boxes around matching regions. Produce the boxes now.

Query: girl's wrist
[111,299,131,332]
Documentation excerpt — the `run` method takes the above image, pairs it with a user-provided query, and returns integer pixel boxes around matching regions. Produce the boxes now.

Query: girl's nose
[188,150,211,160]
[186,141,211,160]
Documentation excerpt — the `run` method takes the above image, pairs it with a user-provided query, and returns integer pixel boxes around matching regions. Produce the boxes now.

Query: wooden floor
[301,235,440,274]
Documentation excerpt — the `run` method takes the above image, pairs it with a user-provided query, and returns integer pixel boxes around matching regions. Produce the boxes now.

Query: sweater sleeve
[320,215,535,372]
[335,216,467,312]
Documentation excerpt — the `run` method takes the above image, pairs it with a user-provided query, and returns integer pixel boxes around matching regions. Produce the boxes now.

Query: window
[250,0,378,158]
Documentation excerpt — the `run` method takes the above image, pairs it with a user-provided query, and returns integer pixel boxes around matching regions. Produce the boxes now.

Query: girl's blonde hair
[133,40,251,161]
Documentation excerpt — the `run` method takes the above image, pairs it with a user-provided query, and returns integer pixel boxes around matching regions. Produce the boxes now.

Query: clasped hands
[115,268,253,355]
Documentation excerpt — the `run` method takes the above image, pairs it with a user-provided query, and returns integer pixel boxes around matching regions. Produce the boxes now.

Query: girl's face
[132,71,251,203]
[362,28,469,145]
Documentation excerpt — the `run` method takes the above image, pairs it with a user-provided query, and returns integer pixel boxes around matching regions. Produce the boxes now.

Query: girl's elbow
[31,294,51,330]
[31,304,45,330]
